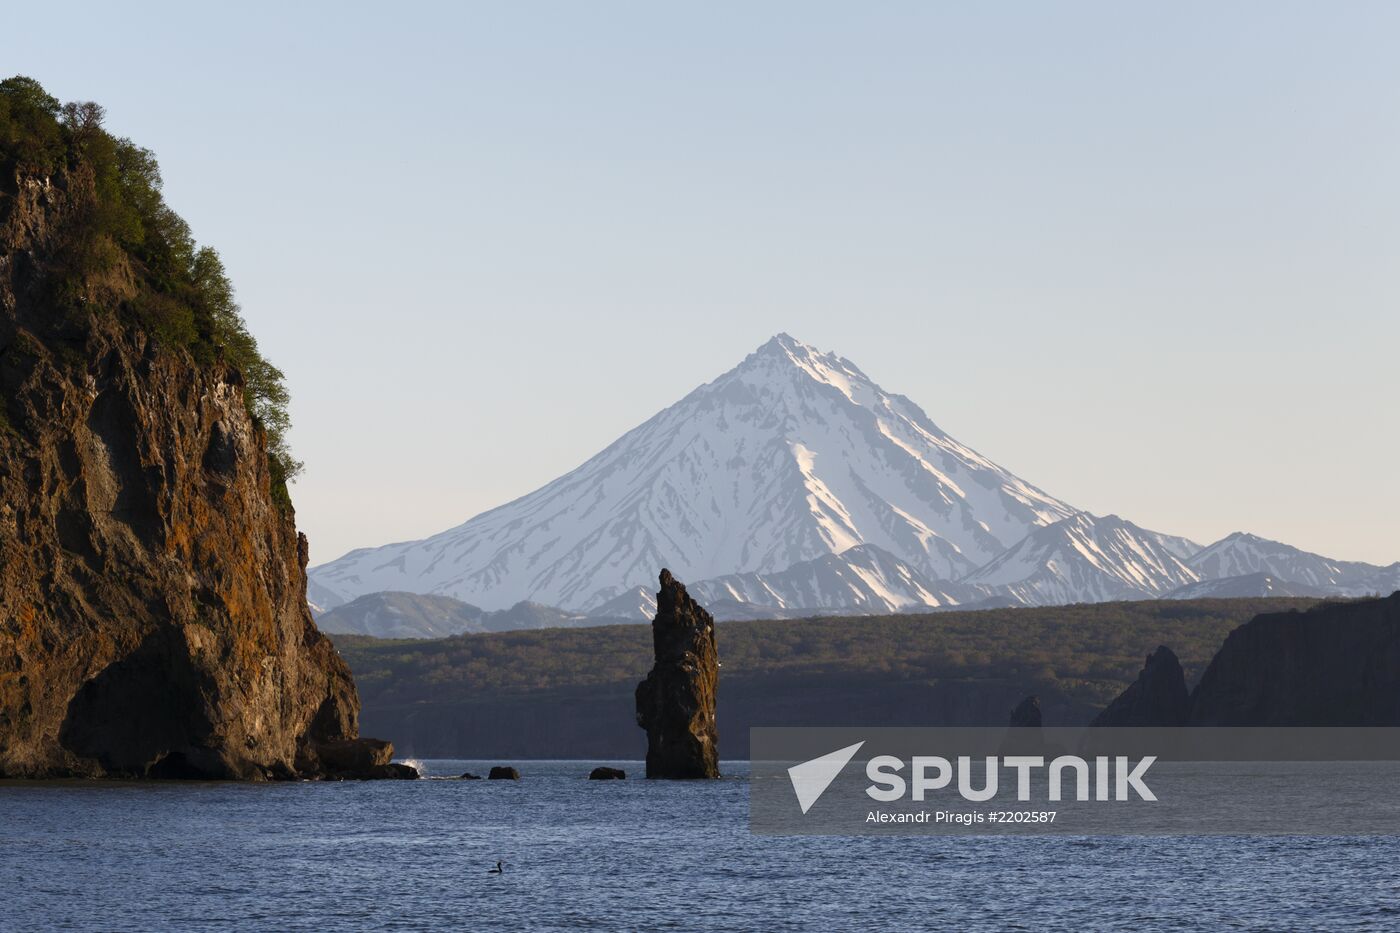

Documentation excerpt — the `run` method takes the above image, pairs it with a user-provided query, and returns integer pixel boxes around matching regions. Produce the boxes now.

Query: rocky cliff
[1092,594,1400,726]
[0,79,405,779]
[1188,593,1400,725]
[635,570,720,778]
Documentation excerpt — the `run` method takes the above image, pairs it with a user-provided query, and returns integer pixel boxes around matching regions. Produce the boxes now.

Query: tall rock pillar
[635,570,720,778]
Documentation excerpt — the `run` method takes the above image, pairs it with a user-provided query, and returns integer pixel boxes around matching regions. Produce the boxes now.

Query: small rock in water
[307,738,419,780]
[460,771,482,780]
[488,766,521,780]
[589,766,626,780]
[373,762,420,780]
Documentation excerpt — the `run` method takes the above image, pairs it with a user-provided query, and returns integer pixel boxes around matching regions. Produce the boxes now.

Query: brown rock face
[1091,646,1190,727]
[0,165,401,779]
[635,569,719,779]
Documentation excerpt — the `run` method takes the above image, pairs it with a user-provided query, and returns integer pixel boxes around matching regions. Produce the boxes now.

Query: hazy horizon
[6,2,1398,566]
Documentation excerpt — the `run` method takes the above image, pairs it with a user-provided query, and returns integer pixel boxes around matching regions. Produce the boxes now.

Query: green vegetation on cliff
[0,75,300,491]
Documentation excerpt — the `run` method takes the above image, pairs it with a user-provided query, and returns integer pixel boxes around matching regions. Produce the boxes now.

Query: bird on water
[488,861,504,874]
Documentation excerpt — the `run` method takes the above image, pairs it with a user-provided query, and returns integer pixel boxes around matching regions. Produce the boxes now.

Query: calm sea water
[5,759,1400,931]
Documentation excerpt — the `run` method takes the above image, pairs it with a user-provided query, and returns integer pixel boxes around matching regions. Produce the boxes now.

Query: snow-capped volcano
[309,334,1074,611]
[1162,573,1329,601]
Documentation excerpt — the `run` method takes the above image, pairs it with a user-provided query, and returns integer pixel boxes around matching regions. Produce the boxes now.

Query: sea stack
[1091,646,1191,727]
[1009,695,1043,728]
[635,569,720,778]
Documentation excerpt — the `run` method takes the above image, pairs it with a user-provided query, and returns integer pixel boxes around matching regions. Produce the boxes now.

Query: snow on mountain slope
[1151,532,1205,561]
[1162,573,1329,600]
[962,513,1202,605]
[688,544,981,616]
[585,546,981,621]
[587,586,657,622]
[309,334,1074,611]
[1188,533,1399,596]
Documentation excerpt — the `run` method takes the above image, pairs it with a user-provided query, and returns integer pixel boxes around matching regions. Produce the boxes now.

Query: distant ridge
[317,592,631,639]
[688,544,978,616]
[1187,532,1399,597]
[962,513,1201,605]
[1163,573,1330,601]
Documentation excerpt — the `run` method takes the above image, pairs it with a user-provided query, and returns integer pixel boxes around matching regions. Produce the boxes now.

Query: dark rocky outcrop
[1009,695,1042,728]
[296,738,417,780]
[374,763,420,780]
[459,771,481,780]
[0,106,403,781]
[589,766,625,780]
[1091,646,1191,727]
[635,569,720,778]
[488,766,520,780]
[1002,694,1052,757]
[1189,593,1400,725]
[1091,595,1400,727]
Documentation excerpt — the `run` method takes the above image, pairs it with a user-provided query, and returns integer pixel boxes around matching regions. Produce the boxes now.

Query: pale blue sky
[6,2,1398,564]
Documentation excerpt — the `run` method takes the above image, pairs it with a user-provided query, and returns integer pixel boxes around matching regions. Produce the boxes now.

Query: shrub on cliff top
[0,75,302,491]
